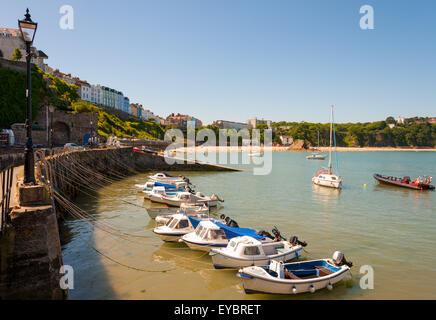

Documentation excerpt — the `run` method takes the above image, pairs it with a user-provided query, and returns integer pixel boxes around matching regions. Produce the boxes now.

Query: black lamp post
[49,105,54,148]
[18,8,37,184]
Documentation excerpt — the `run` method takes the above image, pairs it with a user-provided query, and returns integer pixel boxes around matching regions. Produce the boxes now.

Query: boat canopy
[215,222,265,240]
[154,181,179,189]
[188,218,265,240]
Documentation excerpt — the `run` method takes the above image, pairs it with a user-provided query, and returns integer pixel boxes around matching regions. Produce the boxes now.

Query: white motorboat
[180,218,270,252]
[306,131,327,160]
[236,251,353,295]
[180,220,230,251]
[148,172,190,184]
[149,191,223,207]
[146,203,209,219]
[135,179,189,190]
[155,212,210,227]
[144,186,187,201]
[152,214,196,242]
[210,236,305,269]
[312,105,342,189]
[306,153,327,160]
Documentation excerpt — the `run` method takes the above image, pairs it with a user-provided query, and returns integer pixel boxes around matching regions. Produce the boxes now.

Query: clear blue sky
[2,0,435,124]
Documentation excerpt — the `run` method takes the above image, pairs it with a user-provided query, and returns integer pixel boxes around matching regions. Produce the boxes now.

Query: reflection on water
[60,151,436,299]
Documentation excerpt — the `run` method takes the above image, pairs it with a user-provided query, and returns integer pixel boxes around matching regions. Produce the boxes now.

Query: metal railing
[0,166,14,234]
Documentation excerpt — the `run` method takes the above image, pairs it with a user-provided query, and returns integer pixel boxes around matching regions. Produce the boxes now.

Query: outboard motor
[289,236,307,247]
[272,227,285,241]
[257,230,274,240]
[211,194,224,202]
[332,251,353,268]
[224,216,239,228]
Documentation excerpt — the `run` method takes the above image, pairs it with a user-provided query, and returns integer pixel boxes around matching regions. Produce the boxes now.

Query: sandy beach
[167,145,436,153]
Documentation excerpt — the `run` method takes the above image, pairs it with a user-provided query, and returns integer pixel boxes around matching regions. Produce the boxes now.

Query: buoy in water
[364,184,367,187]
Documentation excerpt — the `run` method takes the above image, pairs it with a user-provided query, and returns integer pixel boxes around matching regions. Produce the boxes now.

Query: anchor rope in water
[52,168,146,210]
[52,190,150,243]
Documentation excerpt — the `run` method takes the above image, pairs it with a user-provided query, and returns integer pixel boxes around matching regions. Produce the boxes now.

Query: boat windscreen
[188,216,204,229]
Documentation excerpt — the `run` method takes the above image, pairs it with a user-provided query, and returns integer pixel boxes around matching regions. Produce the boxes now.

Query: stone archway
[52,121,71,146]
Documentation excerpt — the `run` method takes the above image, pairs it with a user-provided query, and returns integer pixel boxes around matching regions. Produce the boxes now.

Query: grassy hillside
[70,101,164,140]
[0,65,164,140]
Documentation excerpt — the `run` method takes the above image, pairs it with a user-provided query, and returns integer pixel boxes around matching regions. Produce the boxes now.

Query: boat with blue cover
[180,216,272,252]
[236,251,352,295]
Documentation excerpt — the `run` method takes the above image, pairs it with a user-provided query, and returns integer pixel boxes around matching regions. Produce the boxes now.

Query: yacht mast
[328,105,333,174]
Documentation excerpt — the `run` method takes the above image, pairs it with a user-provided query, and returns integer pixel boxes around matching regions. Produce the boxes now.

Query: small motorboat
[306,131,327,160]
[149,191,223,207]
[210,235,307,269]
[148,172,190,184]
[153,214,196,242]
[373,174,434,190]
[306,153,327,160]
[180,217,272,252]
[144,185,194,200]
[135,179,189,190]
[155,212,210,227]
[236,251,353,295]
[312,169,342,189]
[146,203,210,219]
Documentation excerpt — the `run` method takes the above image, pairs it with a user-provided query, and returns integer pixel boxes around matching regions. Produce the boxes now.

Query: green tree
[10,48,22,61]
[385,116,396,124]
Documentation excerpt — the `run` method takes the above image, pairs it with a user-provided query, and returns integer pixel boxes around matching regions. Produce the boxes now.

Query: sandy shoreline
[168,146,436,153]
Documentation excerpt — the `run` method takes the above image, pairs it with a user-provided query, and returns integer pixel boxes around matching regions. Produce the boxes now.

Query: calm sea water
[60,151,436,299]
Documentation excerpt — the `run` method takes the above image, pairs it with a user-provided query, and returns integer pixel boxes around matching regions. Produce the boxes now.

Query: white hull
[239,269,348,294]
[182,239,228,252]
[150,196,218,207]
[154,233,185,242]
[211,247,303,269]
[237,260,350,294]
[312,177,342,189]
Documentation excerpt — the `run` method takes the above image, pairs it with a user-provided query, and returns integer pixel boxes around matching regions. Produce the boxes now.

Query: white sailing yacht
[311,105,342,189]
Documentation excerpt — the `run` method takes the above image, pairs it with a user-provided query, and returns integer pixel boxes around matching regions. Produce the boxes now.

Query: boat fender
[309,285,315,293]
[327,283,333,291]
[292,286,297,294]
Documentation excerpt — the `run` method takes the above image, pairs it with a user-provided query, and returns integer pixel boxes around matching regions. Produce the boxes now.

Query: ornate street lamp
[18,8,38,184]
